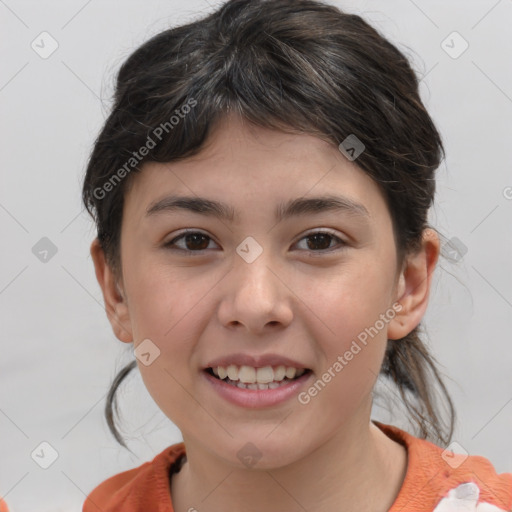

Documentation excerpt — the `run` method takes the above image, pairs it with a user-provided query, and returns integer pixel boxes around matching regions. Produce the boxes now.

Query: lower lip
[202,369,313,408]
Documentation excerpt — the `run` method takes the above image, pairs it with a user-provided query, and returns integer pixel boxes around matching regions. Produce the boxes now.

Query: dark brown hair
[82,0,455,449]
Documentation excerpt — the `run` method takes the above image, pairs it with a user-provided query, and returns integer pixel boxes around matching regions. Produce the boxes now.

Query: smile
[207,364,309,389]
[203,365,313,408]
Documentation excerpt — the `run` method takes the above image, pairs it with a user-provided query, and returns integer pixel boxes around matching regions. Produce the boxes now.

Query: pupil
[186,233,209,250]
[307,233,331,250]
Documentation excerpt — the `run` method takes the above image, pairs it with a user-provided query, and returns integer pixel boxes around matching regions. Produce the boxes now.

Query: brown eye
[294,230,347,253]
[165,231,217,253]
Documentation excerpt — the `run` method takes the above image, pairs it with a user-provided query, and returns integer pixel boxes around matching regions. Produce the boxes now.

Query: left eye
[164,230,346,254]
[295,231,346,252]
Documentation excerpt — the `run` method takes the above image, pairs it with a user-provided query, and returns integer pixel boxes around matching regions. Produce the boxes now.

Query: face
[93,115,426,469]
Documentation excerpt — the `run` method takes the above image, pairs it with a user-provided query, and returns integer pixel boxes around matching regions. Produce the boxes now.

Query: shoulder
[0,497,9,512]
[82,442,186,512]
[373,421,512,512]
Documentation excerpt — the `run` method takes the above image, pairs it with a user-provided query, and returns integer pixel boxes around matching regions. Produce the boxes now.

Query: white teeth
[273,365,286,381]
[238,366,256,383]
[229,379,292,390]
[285,367,297,379]
[210,364,308,384]
[227,364,239,380]
[256,366,273,383]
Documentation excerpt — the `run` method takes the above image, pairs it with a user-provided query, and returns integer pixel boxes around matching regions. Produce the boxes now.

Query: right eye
[163,230,219,254]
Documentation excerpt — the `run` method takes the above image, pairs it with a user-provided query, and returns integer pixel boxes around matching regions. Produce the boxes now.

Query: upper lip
[204,353,310,370]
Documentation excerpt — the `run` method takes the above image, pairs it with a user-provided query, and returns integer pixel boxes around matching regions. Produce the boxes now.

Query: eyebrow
[145,194,370,223]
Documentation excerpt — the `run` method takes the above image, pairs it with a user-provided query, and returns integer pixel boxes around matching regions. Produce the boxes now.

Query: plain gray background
[1,0,512,510]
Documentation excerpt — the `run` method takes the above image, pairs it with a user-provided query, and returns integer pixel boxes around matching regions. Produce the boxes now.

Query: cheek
[309,258,393,325]
[131,271,204,426]
[126,258,209,341]
[303,260,394,378]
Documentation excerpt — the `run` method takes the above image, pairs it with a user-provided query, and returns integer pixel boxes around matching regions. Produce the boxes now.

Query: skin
[91,114,440,512]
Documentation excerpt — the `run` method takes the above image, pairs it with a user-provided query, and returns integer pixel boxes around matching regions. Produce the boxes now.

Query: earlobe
[387,228,440,340]
[90,238,134,344]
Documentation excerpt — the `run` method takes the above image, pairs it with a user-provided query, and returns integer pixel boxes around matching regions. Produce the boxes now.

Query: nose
[216,248,294,334]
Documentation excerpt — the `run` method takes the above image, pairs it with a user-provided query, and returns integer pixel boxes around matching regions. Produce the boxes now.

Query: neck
[171,418,407,512]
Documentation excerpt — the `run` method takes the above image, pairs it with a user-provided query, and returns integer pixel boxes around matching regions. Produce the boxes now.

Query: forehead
[122,116,390,225]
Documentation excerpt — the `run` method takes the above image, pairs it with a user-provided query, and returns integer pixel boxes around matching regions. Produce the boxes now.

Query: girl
[76,0,511,511]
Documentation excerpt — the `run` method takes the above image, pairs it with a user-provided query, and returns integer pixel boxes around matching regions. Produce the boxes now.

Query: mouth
[204,365,313,390]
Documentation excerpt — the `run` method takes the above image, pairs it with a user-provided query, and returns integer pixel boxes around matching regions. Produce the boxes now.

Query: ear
[387,228,440,340]
[90,238,133,343]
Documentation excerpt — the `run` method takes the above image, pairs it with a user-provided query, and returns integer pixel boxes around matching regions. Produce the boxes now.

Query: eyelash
[163,229,347,256]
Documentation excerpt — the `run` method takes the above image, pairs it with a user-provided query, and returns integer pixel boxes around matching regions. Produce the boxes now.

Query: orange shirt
[79,421,512,512]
